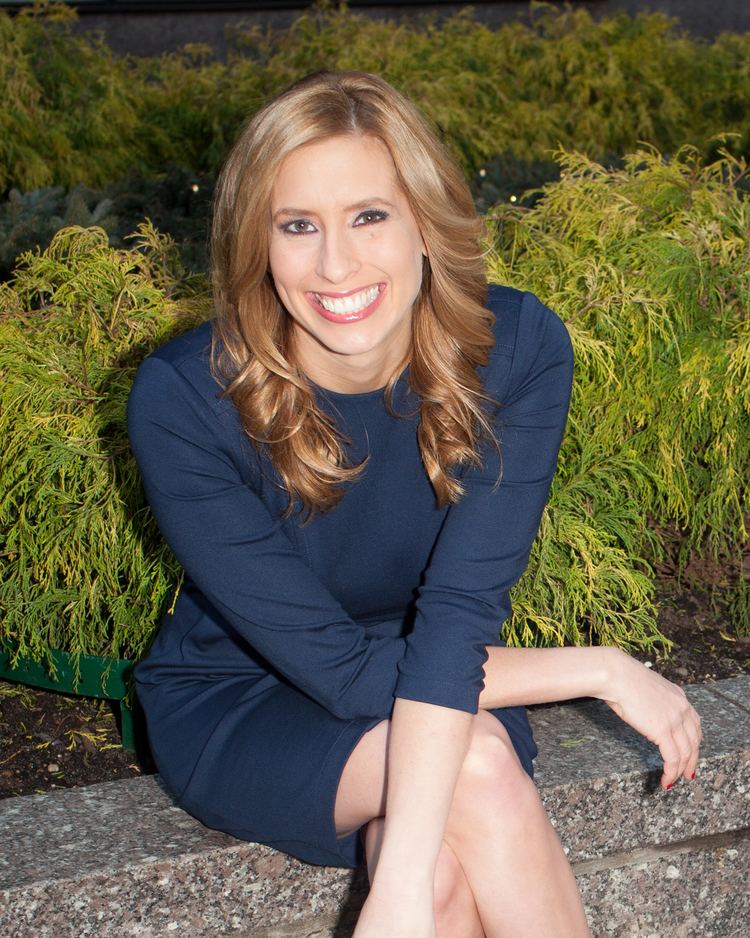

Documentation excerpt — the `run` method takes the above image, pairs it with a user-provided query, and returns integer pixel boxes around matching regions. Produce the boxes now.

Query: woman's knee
[455,710,536,805]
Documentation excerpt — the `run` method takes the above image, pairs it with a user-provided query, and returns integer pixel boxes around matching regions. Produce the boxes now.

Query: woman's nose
[315,229,360,284]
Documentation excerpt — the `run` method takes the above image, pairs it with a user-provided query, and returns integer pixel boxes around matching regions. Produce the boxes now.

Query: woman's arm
[354,650,701,938]
[354,292,697,938]
[478,644,612,708]
[479,644,702,788]
[356,295,576,936]
[369,646,702,904]
[392,291,574,715]
[353,698,472,938]
[128,350,406,721]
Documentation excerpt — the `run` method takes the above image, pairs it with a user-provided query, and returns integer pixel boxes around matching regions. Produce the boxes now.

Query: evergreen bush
[0,167,213,281]
[135,2,750,179]
[2,147,747,665]
[0,2,146,192]
[4,2,750,195]
[0,225,209,667]
[0,184,119,281]
[487,146,750,645]
[1,2,748,666]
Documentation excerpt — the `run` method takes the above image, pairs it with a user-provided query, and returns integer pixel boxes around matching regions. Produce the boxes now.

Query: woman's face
[268,133,426,394]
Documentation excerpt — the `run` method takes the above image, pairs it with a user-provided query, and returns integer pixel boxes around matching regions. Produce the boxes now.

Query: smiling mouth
[307,284,386,322]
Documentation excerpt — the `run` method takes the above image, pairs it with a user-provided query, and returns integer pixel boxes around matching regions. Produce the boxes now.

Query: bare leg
[335,713,590,938]
[363,816,485,938]
[443,711,590,937]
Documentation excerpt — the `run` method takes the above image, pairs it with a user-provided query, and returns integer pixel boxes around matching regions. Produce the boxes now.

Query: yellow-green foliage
[1,3,749,662]
[0,3,146,191]
[1,148,747,664]
[236,2,717,173]
[3,2,750,192]
[134,44,266,177]
[122,4,750,176]
[487,147,750,646]
[0,225,209,663]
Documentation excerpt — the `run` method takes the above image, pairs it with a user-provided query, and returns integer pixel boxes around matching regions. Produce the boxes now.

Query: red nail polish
[666,782,674,790]
[690,772,695,781]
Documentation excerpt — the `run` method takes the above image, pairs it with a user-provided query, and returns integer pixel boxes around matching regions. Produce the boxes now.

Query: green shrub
[2,217,668,664]
[4,2,750,196]
[0,167,214,281]
[1,0,748,661]
[487,146,750,645]
[2,148,749,665]
[470,154,564,213]
[0,2,146,192]
[133,44,264,178]
[217,2,750,177]
[236,2,703,175]
[102,166,214,274]
[0,225,209,665]
[0,184,119,280]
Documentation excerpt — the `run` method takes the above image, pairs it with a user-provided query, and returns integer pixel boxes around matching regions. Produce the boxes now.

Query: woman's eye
[354,210,388,226]
[281,219,316,235]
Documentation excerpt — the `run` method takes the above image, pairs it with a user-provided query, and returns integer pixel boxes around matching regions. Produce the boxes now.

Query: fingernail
[690,772,695,781]
[666,783,674,790]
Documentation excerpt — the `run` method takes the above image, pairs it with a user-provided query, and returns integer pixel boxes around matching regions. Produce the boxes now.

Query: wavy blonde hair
[211,70,496,518]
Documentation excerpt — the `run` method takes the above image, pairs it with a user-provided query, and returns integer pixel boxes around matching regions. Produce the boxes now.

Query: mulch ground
[0,686,151,799]
[1,558,748,801]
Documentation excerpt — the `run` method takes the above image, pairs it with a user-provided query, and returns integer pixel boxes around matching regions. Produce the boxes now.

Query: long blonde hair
[210,70,496,518]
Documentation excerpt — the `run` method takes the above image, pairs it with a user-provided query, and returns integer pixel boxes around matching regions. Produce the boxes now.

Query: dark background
[1,1,748,56]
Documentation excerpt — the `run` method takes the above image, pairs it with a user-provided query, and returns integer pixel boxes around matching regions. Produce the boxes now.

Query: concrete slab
[1,843,366,938]
[576,834,750,938]
[705,675,750,714]
[1,676,748,937]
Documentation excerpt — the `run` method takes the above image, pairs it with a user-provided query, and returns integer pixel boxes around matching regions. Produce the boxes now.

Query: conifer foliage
[2,148,748,661]
[486,147,750,646]
[0,3,748,664]
[2,1,750,194]
[0,226,208,663]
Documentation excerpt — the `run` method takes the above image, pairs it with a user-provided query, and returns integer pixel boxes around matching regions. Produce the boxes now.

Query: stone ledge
[573,834,749,938]
[1,676,748,937]
[531,676,750,860]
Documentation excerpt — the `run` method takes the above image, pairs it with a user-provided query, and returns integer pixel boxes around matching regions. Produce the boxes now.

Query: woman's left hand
[599,649,702,790]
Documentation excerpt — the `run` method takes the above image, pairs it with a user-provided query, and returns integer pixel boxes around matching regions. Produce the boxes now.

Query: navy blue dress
[127,284,573,867]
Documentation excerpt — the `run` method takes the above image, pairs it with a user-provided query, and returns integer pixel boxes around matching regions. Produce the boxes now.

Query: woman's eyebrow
[272,198,397,221]
[345,198,397,213]
[272,208,312,222]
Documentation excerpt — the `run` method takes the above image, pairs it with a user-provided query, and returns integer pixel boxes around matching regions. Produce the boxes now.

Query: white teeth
[316,285,380,315]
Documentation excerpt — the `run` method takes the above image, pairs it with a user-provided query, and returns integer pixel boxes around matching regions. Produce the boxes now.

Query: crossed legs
[361,815,485,938]
[335,710,590,938]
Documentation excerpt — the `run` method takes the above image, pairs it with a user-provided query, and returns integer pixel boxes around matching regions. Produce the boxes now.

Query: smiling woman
[205,72,498,521]
[268,135,426,393]
[127,71,701,938]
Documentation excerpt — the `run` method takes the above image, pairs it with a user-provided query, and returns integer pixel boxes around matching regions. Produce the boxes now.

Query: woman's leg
[362,815,485,938]
[335,712,590,938]
[443,710,590,937]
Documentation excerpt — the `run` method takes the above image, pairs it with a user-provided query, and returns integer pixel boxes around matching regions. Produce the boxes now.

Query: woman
[128,71,701,937]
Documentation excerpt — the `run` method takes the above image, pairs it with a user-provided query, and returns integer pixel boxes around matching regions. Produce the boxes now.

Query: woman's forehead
[271,134,404,209]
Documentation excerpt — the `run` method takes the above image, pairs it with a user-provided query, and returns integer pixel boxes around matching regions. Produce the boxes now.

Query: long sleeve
[127,350,405,721]
[393,290,574,713]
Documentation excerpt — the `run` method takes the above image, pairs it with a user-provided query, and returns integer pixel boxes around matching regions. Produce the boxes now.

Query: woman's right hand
[598,648,702,790]
[352,879,436,938]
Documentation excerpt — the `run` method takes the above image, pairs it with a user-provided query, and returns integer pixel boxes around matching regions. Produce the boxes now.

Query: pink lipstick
[306,283,386,323]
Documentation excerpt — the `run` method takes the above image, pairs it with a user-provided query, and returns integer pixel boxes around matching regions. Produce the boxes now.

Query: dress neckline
[312,365,410,403]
